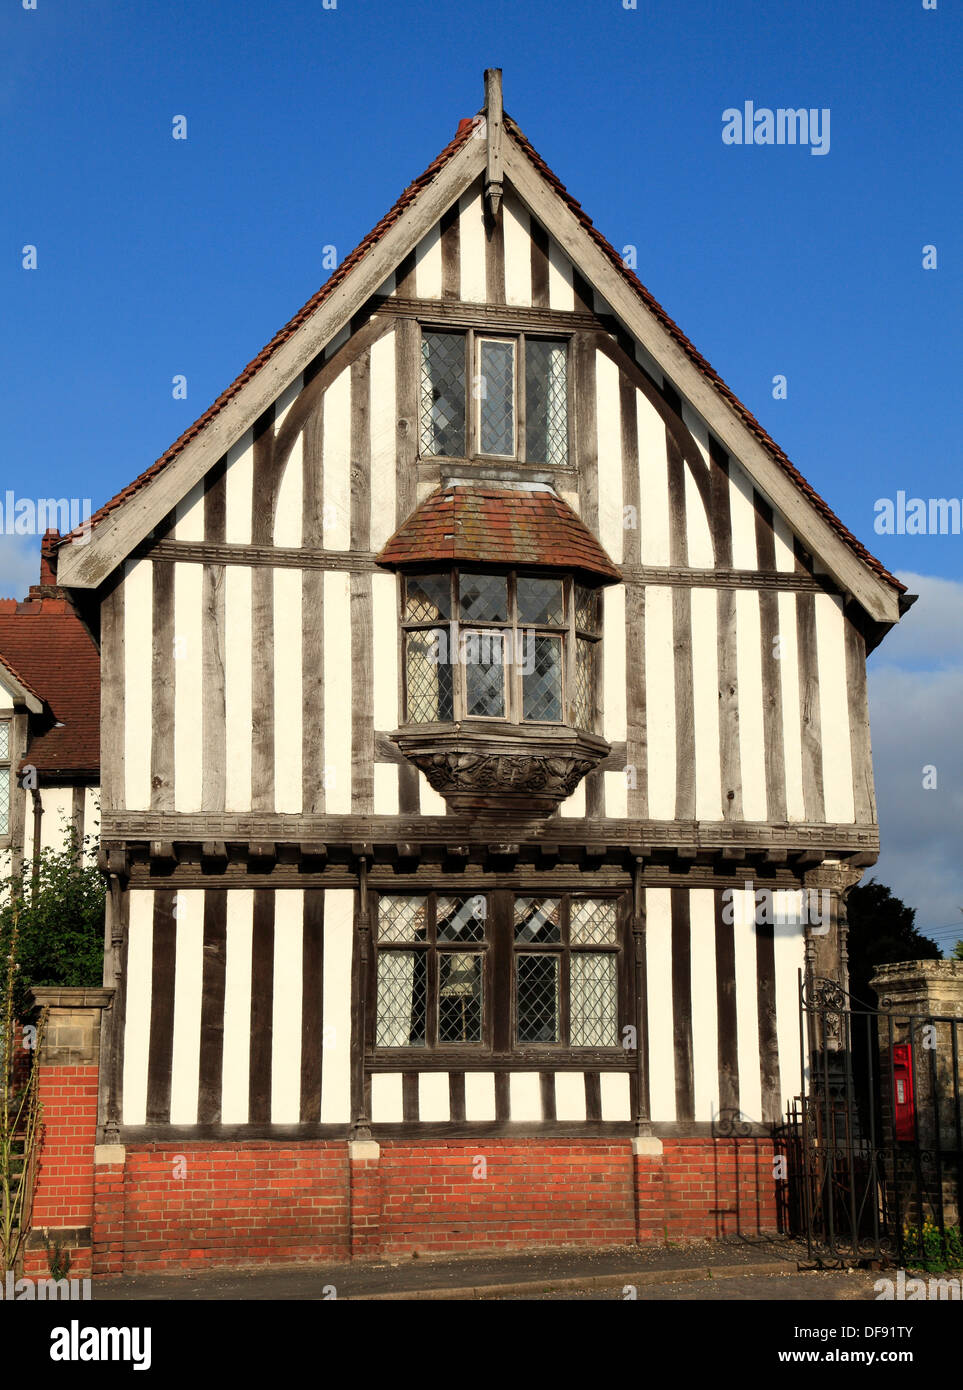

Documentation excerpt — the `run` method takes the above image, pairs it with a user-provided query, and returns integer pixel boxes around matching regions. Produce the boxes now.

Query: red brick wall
[378,1140,637,1255]
[23,1065,99,1276]
[31,1066,99,1228]
[74,1136,780,1273]
[106,1143,351,1272]
[659,1138,779,1240]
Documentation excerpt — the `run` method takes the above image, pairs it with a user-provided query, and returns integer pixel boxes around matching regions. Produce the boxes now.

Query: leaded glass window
[418,329,568,463]
[525,339,568,465]
[513,896,620,1049]
[477,339,515,456]
[374,893,623,1059]
[375,893,489,1050]
[420,331,466,457]
[401,571,600,729]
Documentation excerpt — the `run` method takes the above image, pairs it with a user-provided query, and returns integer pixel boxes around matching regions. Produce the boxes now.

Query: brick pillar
[632,1136,665,1243]
[23,987,113,1278]
[91,1146,126,1275]
[348,1140,383,1258]
[870,960,963,1227]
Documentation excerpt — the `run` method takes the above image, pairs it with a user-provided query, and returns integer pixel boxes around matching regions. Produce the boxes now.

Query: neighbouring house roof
[0,588,100,776]
[376,483,622,583]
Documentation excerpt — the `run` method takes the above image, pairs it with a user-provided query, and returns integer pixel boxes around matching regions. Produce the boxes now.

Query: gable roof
[52,81,902,626]
[0,592,100,776]
[502,115,902,597]
[377,483,622,582]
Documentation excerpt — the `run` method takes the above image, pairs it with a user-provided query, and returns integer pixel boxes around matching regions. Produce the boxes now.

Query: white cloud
[0,534,40,599]
[868,572,963,953]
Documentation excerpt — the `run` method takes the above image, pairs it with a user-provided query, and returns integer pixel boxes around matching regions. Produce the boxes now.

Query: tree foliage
[846,879,941,1005]
[0,823,105,1019]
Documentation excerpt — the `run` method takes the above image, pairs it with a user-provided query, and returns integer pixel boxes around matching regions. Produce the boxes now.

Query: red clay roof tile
[0,590,100,776]
[376,484,621,582]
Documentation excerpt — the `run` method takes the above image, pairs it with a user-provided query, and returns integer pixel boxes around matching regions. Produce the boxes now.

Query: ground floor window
[372,889,626,1057]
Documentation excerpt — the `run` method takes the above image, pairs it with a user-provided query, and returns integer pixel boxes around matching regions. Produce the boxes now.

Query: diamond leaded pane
[421,331,465,456]
[459,572,507,622]
[573,636,596,729]
[405,574,451,623]
[574,584,600,633]
[439,952,483,1043]
[570,953,618,1046]
[478,339,515,455]
[464,631,506,716]
[0,768,8,836]
[516,577,564,626]
[516,954,559,1043]
[525,339,568,465]
[523,634,563,722]
[375,950,428,1046]
[437,894,487,942]
[513,897,561,942]
[405,629,453,723]
[0,722,9,760]
[378,895,429,943]
[570,898,618,945]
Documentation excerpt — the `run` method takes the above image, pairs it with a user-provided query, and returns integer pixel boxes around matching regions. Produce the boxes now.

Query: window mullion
[466,329,475,457]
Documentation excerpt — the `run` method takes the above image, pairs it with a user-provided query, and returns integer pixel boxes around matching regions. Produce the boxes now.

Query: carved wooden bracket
[391,722,610,817]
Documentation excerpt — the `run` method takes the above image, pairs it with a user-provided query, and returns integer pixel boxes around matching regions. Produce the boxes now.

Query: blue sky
[2,0,960,946]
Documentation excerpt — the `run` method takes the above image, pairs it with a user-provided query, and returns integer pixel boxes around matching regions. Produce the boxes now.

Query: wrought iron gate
[781,973,963,1268]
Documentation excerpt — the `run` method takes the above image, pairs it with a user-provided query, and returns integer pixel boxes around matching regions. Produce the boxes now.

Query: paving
[90,1235,889,1301]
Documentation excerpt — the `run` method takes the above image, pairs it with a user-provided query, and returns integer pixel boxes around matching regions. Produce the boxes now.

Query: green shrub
[902,1219,963,1272]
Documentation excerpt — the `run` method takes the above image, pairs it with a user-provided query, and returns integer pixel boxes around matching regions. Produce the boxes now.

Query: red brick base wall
[76,1136,781,1275]
[378,1140,637,1255]
[23,1065,99,1278]
[660,1138,779,1241]
[99,1143,351,1272]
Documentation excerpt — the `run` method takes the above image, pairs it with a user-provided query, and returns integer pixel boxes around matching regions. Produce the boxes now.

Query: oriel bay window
[372,892,625,1056]
[420,329,568,466]
[401,570,601,729]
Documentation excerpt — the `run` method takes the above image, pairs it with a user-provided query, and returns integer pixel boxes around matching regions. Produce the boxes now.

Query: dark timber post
[351,846,373,1140]
[632,854,651,1135]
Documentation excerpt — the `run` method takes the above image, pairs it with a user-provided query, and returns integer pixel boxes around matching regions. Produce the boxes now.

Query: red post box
[892,1043,915,1142]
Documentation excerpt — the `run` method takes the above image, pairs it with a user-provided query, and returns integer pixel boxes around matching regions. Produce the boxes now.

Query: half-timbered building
[33,71,910,1271]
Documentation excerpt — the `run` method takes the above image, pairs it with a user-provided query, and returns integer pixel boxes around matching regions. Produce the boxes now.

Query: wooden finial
[484,68,503,218]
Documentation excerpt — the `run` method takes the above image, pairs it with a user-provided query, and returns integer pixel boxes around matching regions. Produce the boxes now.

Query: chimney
[40,529,59,587]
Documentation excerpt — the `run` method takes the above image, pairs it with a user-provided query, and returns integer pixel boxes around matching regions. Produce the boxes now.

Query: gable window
[420,329,568,466]
[401,571,600,729]
[0,721,9,837]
